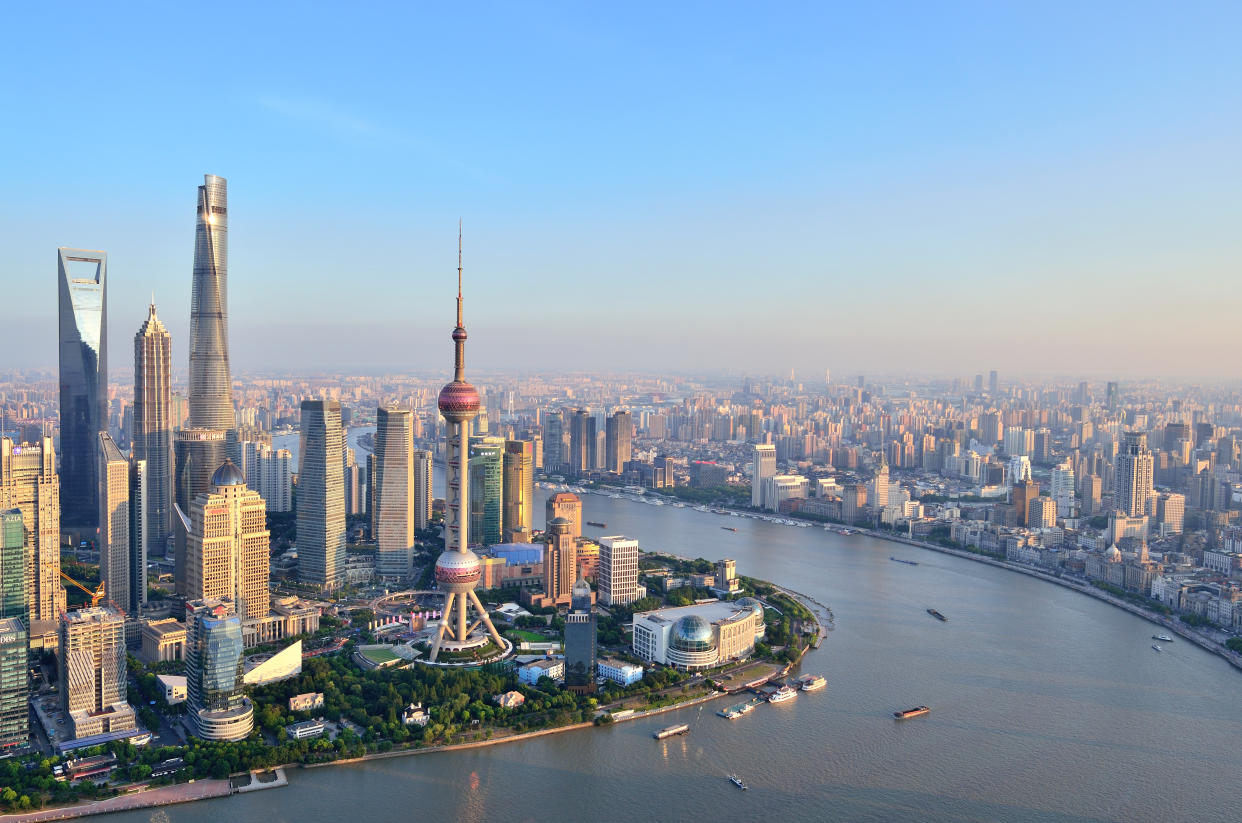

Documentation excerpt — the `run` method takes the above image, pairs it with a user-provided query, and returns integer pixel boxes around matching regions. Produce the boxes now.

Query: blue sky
[2,2,1239,379]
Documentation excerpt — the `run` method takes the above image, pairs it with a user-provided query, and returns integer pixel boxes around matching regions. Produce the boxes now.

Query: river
[112,489,1242,822]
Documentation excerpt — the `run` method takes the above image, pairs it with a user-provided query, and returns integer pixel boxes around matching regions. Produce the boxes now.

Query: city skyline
[3,4,1241,378]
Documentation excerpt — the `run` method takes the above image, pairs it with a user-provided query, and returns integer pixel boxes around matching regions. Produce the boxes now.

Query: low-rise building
[402,702,429,726]
[286,720,327,740]
[631,600,760,670]
[140,618,186,663]
[289,692,325,712]
[155,674,187,705]
[597,658,643,686]
[518,658,565,686]
[493,691,525,709]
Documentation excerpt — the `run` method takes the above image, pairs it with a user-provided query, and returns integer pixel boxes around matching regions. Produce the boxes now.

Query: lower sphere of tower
[435,549,482,593]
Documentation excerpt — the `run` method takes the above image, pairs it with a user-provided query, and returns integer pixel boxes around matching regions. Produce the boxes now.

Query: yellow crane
[60,570,105,608]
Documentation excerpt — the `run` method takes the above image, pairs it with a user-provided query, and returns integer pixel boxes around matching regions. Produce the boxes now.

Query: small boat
[721,526,737,532]
[717,701,757,719]
[728,775,748,790]
[894,706,930,720]
[768,685,798,704]
[837,529,852,535]
[653,723,690,739]
[799,675,826,692]
[926,609,948,622]
[890,556,919,566]
[1152,635,1173,642]
[1152,644,1163,653]
[586,521,606,528]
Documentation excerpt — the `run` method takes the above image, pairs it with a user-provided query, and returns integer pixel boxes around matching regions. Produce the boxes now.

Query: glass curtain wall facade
[188,175,234,431]
[185,600,252,741]
[373,407,415,581]
[58,248,107,533]
[0,511,25,626]
[469,436,504,547]
[502,440,534,540]
[0,618,27,749]
[298,400,345,588]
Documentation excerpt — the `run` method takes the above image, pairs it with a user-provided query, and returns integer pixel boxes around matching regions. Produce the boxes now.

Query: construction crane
[60,570,105,608]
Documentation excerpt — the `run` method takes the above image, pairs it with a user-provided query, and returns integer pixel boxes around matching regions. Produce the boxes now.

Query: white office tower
[598,535,640,606]
[1050,461,1076,518]
[751,444,776,508]
[1115,431,1154,518]
[1008,455,1032,486]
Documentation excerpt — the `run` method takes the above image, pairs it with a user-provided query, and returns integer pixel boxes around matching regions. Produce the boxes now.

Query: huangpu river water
[115,489,1242,823]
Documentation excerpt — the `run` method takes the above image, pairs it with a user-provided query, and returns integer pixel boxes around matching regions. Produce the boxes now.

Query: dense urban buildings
[132,301,173,559]
[0,437,64,623]
[298,400,346,589]
[57,247,107,537]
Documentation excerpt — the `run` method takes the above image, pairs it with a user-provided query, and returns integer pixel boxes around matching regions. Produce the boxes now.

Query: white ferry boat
[799,675,826,692]
[768,685,798,704]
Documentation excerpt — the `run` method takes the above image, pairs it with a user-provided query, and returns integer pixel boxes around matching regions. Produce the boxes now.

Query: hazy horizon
[3,3,1240,378]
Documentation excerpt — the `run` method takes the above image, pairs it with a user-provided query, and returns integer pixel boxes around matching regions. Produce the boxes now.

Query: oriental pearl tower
[429,225,506,662]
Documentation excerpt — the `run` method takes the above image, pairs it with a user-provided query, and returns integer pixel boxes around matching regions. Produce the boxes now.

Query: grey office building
[133,302,172,559]
[58,248,108,535]
[298,400,345,588]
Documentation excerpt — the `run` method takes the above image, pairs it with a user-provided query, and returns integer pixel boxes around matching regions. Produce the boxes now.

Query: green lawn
[361,647,400,664]
[507,629,548,643]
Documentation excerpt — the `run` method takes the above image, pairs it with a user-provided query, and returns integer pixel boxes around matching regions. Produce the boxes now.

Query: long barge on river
[653,723,690,739]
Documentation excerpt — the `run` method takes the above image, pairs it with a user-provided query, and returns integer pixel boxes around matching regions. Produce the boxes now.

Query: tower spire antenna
[456,218,463,328]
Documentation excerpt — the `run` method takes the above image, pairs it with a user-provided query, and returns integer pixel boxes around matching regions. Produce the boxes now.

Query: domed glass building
[666,615,718,669]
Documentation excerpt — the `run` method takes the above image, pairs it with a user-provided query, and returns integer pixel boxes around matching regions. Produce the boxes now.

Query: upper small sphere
[211,460,245,487]
[452,326,468,341]
[439,380,481,420]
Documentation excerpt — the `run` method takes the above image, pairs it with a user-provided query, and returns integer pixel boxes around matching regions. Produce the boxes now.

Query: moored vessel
[728,775,748,790]
[890,556,919,566]
[1152,644,1163,653]
[799,675,826,691]
[768,685,798,703]
[894,705,930,720]
[1152,635,1173,642]
[927,608,948,621]
[653,723,690,739]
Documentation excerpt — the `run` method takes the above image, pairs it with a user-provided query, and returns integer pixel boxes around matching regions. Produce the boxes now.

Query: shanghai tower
[188,174,234,430]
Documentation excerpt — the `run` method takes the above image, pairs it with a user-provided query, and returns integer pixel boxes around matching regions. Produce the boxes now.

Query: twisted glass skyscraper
[189,174,234,431]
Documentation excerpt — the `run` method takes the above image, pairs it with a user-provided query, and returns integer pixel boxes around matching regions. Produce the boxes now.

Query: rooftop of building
[633,599,754,626]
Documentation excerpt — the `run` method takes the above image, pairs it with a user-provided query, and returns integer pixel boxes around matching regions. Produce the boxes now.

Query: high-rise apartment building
[298,400,345,588]
[0,512,26,625]
[128,459,148,615]
[133,302,172,559]
[59,606,136,740]
[0,618,27,750]
[988,370,998,396]
[545,492,582,539]
[1115,431,1154,518]
[1050,461,1076,518]
[1028,496,1056,529]
[373,407,415,581]
[1012,480,1040,528]
[184,461,270,620]
[598,535,639,606]
[751,444,776,508]
[184,598,252,741]
[188,175,234,432]
[98,433,132,614]
[568,408,596,476]
[503,440,534,541]
[243,443,292,512]
[469,436,504,547]
[0,437,64,622]
[343,447,365,517]
[1154,492,1185,536]
[413,449,433,532]
[564,577,597,695]
[605,411,632,474]
[543,410,564,474]
[58,248,108,536]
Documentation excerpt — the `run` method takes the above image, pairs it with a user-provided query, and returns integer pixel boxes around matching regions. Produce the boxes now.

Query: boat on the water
[586,521,606,528]
[728,775,748,790]
[653,723,690,739]
[1152,644,1163,653]
[1152,635,1173,642]
[722,526,737,532]
[890,556,919,566]
[926,608,948,621]
[799,675,826,691]
[894,706,930,720]
[768,685,798,704]
[717,701,758,719]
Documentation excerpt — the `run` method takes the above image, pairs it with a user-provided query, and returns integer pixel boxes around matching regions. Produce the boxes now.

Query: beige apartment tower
[184,460,270,620]
[0,437,65,622]
[97,433,132,614]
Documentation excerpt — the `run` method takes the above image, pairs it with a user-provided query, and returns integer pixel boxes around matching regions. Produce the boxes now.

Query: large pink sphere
[438,380,481,421]
[435,550,481,592]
